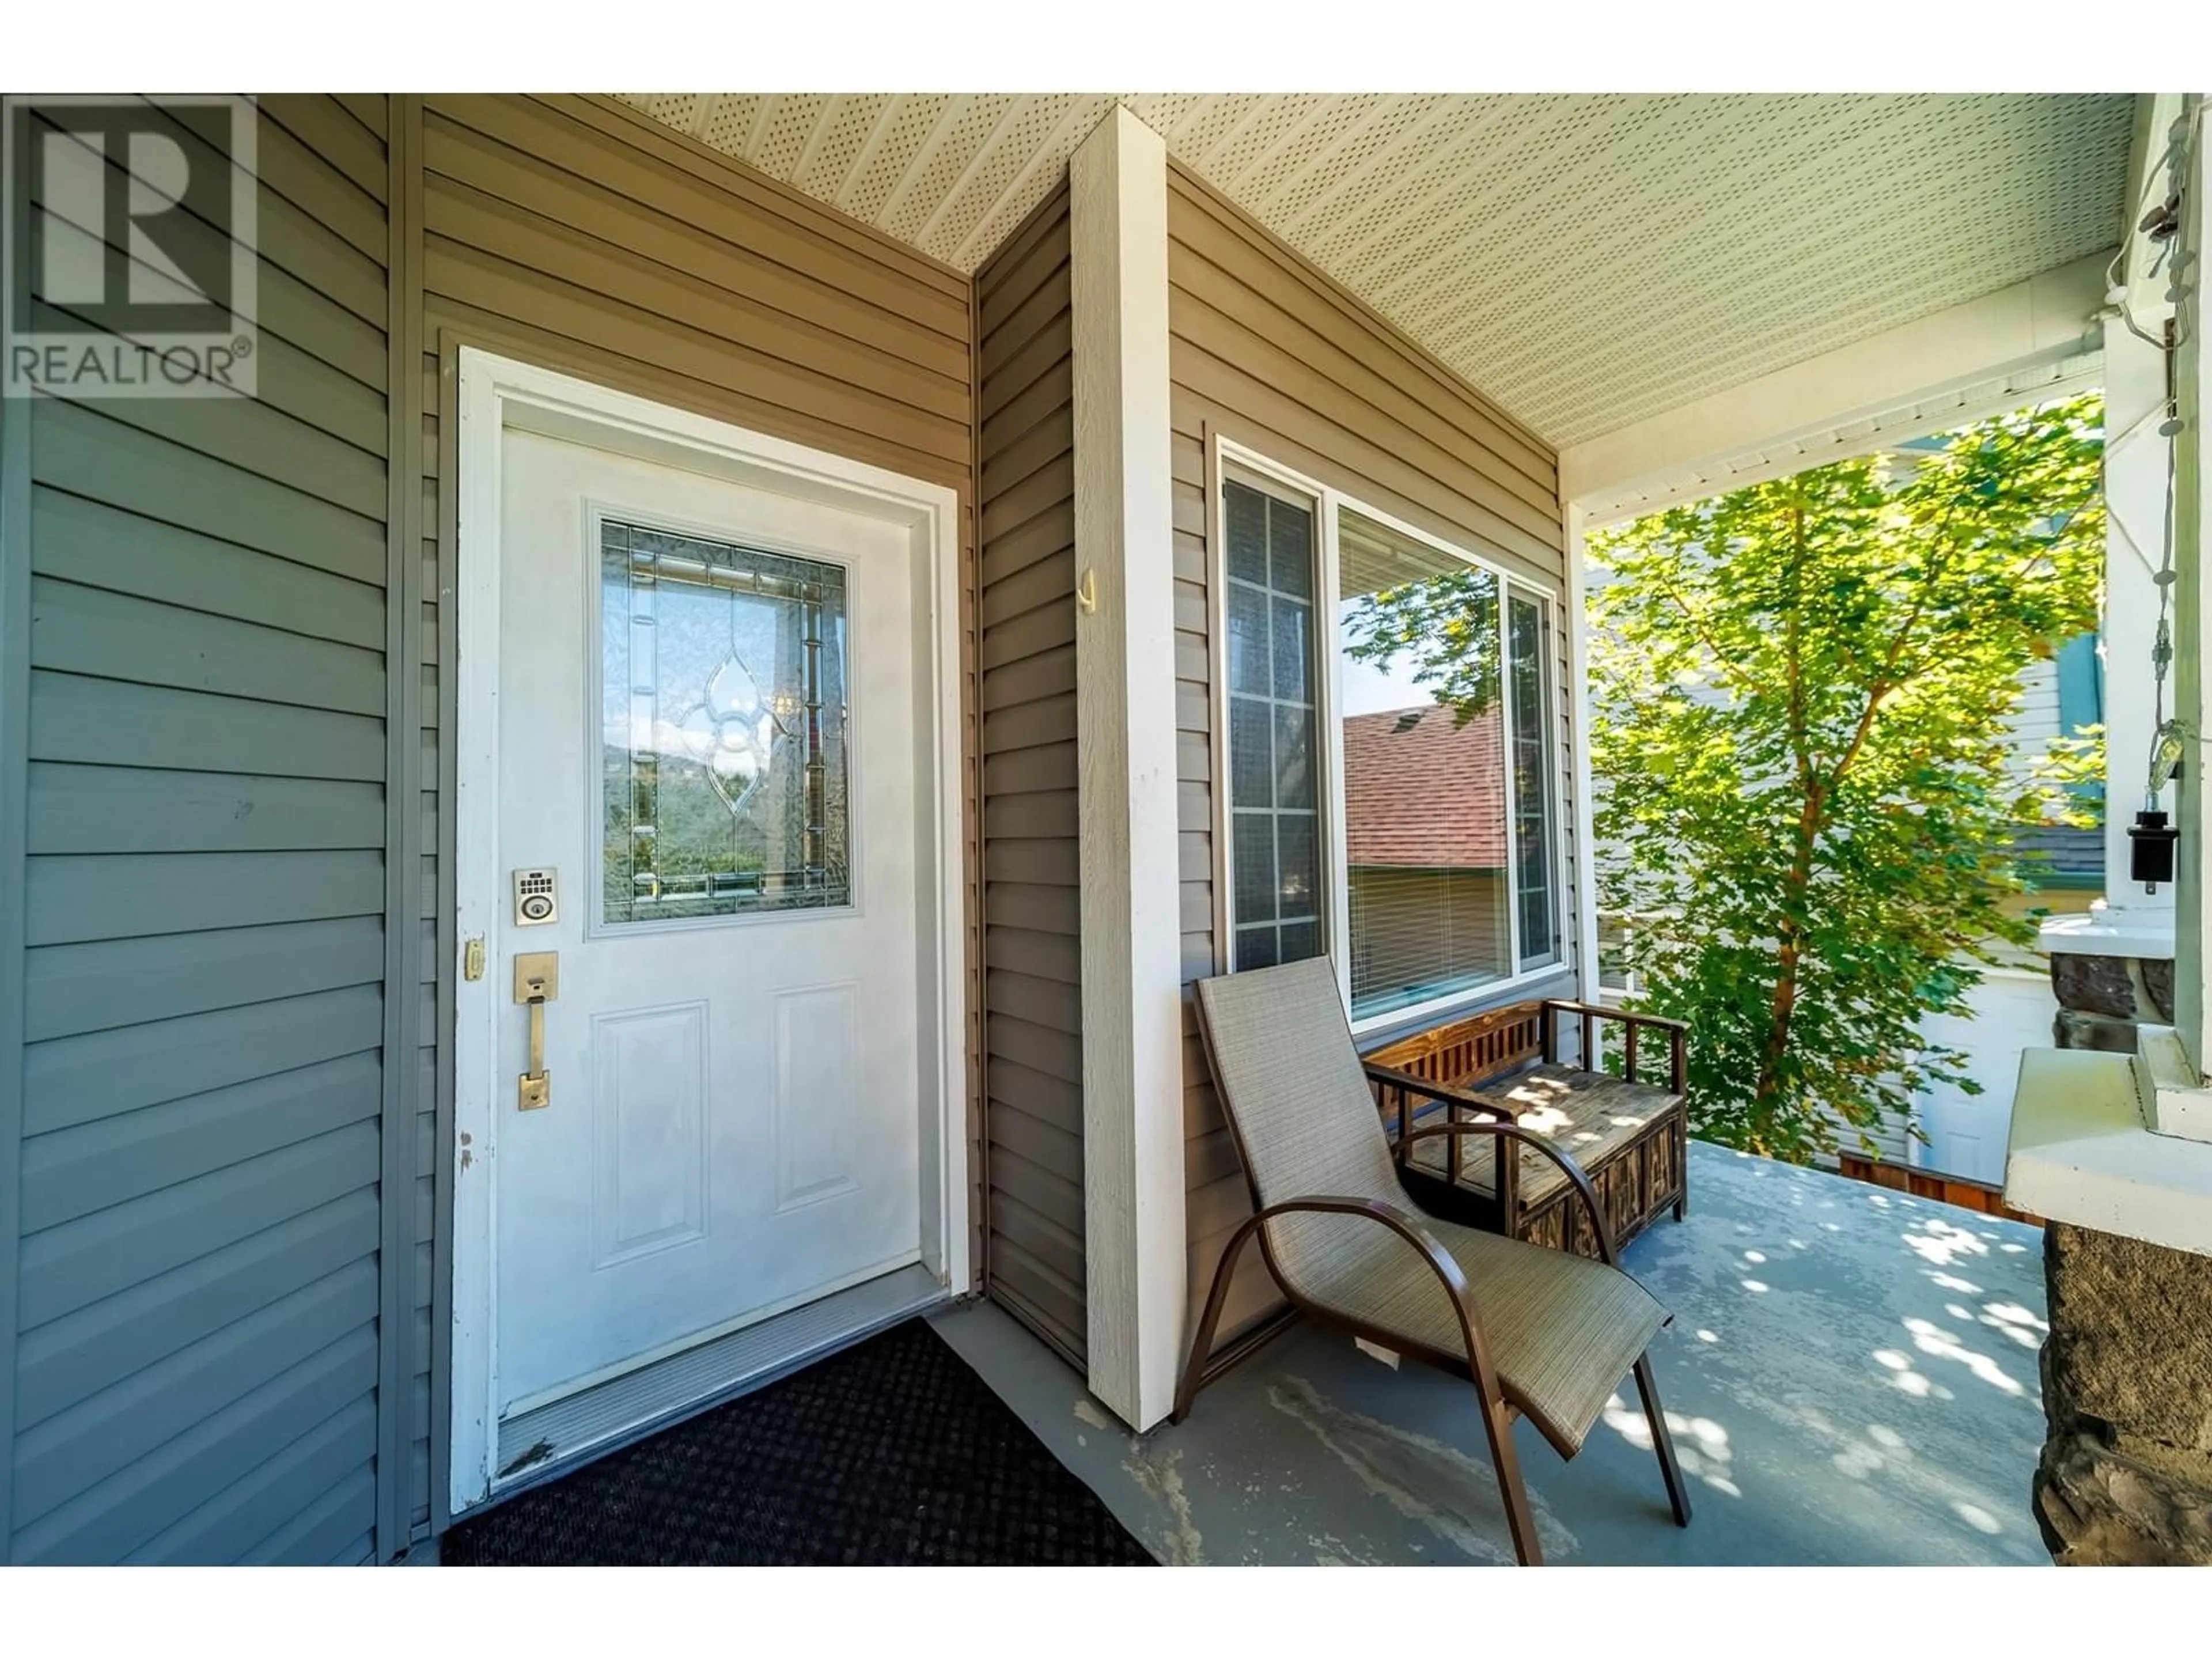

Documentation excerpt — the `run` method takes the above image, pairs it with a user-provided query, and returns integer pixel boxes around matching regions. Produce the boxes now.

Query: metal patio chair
[1176,958,1694,1566]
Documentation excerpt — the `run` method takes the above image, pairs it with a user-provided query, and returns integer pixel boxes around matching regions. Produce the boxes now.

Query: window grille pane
[1229,695,1274,809]
[1220,479,1325,971]
[1233,810,1279,923]
[1277,812,1320,921]
[1235,925,1280,971]
[1270,596,1310,701]
[1226,581,1270,697]
[1509,592,1560,969]
[1268,497,1313,599]
[1272,703,1315,810]
[600,520,850,924]
[1227,492,1270,584]
[1336,507,1509,1020]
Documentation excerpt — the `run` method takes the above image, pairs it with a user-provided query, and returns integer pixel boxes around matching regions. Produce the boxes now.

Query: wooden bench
[1365,999,1690,1259]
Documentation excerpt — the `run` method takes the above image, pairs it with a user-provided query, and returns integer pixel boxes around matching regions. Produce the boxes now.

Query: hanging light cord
[2146,396,2181,808]
[2128,99,2200,806]
[2108,100,2205,349]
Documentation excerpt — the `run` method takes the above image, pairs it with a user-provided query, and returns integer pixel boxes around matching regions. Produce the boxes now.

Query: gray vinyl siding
[1165,165,1578,1350]
[972,185,1085,1368]
[1,93,986,1565]
[5,96,402,1565]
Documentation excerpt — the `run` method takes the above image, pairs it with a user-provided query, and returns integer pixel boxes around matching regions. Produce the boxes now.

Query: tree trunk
[1752,933,1800,1151]
[1753,488,1817,1151]
[1752,781,1824,1143]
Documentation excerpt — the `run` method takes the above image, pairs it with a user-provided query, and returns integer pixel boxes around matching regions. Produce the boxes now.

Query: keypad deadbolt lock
[512,866,558,926]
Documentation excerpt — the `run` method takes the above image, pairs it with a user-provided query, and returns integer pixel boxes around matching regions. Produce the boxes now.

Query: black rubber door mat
[442,1316,1157,1566]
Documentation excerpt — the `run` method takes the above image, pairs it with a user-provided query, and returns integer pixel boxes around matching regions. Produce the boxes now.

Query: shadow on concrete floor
[935,1142,2052,1566]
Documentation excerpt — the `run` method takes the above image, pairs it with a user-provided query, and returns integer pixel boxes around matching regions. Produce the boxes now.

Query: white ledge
[2036,907,2176,960]
[2004,1049,2212,1258]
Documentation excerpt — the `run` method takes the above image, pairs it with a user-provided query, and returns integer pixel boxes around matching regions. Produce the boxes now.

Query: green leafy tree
[1353,396,2104,1161]
[1586,399,2104,1159]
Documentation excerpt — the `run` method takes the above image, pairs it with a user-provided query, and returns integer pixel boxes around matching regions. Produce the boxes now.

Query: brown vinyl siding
[972,184,1086,1367]
[419,97,971,484]
[1166,164,1578,1350]
[412,328,444,1536]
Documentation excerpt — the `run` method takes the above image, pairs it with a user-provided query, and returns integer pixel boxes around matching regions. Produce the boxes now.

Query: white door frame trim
[448,347,968,1515]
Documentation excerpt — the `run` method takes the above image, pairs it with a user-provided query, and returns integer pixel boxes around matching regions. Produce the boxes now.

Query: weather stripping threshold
[489,1263,946,1501]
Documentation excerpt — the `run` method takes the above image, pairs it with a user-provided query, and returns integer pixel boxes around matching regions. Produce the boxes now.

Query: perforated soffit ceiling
[611,93,2134,449]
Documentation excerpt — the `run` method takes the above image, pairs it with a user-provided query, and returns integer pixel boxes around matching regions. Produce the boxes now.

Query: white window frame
[1503,582,1567,978]
[1207,433,1573,1037]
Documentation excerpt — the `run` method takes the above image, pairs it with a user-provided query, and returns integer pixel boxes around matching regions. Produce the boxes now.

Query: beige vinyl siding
[1166,165,1577,1351]
[973,184,1086,1366]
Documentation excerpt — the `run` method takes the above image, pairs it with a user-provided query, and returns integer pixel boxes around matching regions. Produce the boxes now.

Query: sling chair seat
[1277,1201,1665,1454]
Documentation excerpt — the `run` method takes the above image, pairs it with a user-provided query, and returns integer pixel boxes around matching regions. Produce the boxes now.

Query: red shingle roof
[1342,705,1508,869]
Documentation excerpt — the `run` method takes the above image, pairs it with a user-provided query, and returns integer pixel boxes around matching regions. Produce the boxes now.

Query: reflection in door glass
[601,520,850,923]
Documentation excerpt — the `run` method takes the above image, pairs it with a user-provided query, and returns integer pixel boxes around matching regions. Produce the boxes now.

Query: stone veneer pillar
[2034,1222,2212,1563]
[2032,944,2212,1564]
[2048,951,2175,1052]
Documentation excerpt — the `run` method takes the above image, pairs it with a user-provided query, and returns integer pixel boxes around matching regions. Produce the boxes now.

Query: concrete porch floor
[933,1142,2053,1566]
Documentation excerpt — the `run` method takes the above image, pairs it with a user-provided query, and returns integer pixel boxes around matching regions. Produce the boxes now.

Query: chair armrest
[1401,1119,1621,1267]
[1175,1192,1496,1423]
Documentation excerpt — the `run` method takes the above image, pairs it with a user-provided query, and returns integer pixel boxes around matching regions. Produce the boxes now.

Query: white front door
[490,423,925,1415]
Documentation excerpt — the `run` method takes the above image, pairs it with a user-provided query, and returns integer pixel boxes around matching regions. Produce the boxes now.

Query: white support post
[1070,107,1186,1430]
[1564,504,1605,1007]
[2175,102,2210,1084]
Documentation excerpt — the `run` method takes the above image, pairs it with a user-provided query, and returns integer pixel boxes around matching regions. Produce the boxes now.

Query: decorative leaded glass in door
[600,520,850,923]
